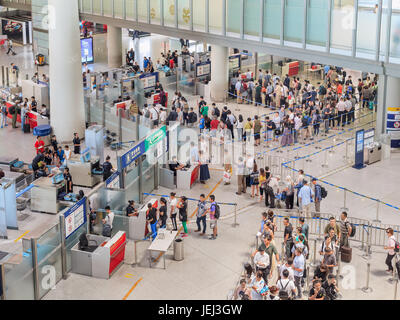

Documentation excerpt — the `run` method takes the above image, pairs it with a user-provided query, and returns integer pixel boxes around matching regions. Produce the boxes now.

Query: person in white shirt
[253,247,270,282]
[64,145,71,166]
[250,271,265,300]
[169,192,178,231]
[384,228,397,275]
[235,79,242,103]
[102,206,115,230]
[272,113,281,142]
[159,107,167,124]
[277,269,296,299]
[279,258,295,282]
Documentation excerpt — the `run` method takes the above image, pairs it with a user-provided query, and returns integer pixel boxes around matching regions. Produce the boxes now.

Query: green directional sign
[145,126,166,151]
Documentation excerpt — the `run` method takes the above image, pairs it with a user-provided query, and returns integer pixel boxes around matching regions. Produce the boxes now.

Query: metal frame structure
[0,0,399,76]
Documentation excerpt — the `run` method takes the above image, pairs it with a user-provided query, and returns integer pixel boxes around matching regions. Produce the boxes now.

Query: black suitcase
[341,246,352,263]
[23,122,30,133]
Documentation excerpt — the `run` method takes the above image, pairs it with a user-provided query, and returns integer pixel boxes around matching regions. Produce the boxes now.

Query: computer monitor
[80,152,91,163]
[51,173,64,184]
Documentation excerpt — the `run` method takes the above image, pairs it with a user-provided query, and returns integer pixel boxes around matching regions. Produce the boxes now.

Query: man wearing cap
[312,178,322,217]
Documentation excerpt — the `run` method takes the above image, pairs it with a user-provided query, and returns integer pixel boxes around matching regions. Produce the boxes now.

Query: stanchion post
[316,217,323,241]
[303,266,310,295]
[232,204,239,227]
[311,239,319,267]
[394,279,399,300]
[362,224,371,260]
[373,200,381,223]
[341,188,348,212]
[361,262,373,293]
[321,150,328,168]
[102,101,106,128]
[336,255,343,280]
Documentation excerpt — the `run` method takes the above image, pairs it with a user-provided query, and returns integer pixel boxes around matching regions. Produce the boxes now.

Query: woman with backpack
[177,196,188,237]
[236,115,244,142]
[250,162,259,198]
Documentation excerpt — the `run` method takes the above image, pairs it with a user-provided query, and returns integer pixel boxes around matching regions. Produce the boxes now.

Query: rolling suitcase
[341,246,352,263]
[23,118,30,133]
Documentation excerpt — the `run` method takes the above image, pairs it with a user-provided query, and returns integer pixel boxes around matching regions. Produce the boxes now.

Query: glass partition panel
[356,2,378,58]
[284,0,304,43]
[178,0,191,29]
[209,0,223,34]
[114,0,125,18]
[82,0,91,13]
[103,0,113,16]
[244,0,261,39]
[111,215,130,237]
[138,0,148,22]
[4,246,35,300]
[65,223,87,272]
[307,0,328,46]
[330,0,354,55]
[193,0,206,31]
[150,0,161,24]
[227,0,241,36]
[142,166,155,195]
[379,0,388,60]
[263,0,281,40]
[164,0,176,27]
[36,224,62,299]
[93,0,102,15]
[126,0,136,19]
[390,11,400,60]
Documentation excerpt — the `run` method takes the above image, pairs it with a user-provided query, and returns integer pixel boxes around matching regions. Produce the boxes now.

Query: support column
[108,26,123,68]
[376,75,400,140]
[48,0,85,142]
[210,45,228,103]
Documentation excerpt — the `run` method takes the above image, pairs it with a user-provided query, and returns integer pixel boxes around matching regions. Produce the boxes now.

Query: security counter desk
[71,231,127,279]
[68,154,102,188]
[128,198,158,241]
[176,165,199,190]
[30,176,66,214]
[147,229,178,269]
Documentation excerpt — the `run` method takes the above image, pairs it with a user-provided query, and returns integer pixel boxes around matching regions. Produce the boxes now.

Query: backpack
[278,280,290,300]
[346,222,356,237]
[102,223,112,237]
[212,203,220,219]
[320,185,328,199]
[394,239,400,253]
[8,105,15,115]
[190,112,197,123]
[213,107,220,118]
[144,109,150,118]
[320,86,327,95]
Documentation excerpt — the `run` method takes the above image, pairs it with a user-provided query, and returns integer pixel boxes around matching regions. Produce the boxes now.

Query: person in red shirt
[169,58,174,69]
[210,117,220,137]
[337,82,343,96]
[34,136,45,154]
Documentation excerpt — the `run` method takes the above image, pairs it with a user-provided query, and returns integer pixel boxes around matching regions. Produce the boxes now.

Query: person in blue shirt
[298,180,314,218]
[199,114,205,133]
[312,178,322,217]
[293,247,305,299]
[57,146,65,164]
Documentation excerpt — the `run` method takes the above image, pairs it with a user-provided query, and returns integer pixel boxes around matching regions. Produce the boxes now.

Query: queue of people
[234,211,340,300]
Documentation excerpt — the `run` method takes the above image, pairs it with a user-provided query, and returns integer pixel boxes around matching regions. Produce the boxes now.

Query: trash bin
[365,143,382,165]
[174,238,184,261]
[33,124,52,147]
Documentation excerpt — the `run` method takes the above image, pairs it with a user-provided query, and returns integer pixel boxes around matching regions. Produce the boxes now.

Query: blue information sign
[64,197,87,239]
[120,141,146,169]
[353,129,366,169]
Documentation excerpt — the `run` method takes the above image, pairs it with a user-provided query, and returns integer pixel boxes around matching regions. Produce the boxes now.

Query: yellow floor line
[122,277,143,300]
[14,231,30,243]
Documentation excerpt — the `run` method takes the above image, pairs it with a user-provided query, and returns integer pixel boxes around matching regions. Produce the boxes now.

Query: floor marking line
[14,231,30,243]
[122,277,143,300]
[152,178,223,264]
